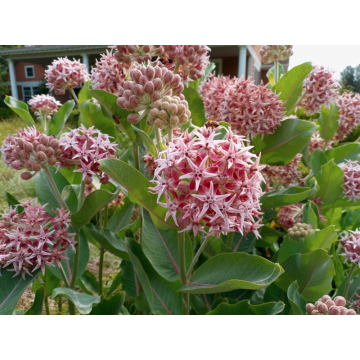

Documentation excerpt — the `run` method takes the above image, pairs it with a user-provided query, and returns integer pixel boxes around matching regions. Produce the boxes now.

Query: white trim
[238,46,247,78]
[7,59,18,99]
[211,58,223,74]
[246,45,261,71]
[25,65,35,79]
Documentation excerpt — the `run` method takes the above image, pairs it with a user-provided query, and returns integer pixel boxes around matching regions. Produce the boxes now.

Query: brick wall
[15,61,46,82]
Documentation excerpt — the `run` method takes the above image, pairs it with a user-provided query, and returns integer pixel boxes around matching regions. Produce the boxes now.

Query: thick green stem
[154,126,163,157]
[274,60,279,84]
[69,88,79,105]
[168,128,173,143]
[187,234,211,280]
[178,231,189,315]
[133,142,140,171]
[58,263,71,288]
[344,263,357,299]
[226,232,235,248]
[78,181,85,210]
[99,247,105,296]
[174,62,180,75]
[45,270,50,315]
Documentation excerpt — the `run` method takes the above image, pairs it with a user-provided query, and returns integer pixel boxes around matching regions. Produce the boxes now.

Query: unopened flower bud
[23,142,34,152]
[170,115,179,126]
[153,78,163,90]
[150,108,159,118]
[32,162,42,172]
[177,213,191,228]
[50,139,60,149]
[84,175,93,185]
[325,300,335,309]
[48,157,57,166]
[45,147,55,157]
[318,303,328,314]
[139,75,148,86]
[306,303,315,314]
[329,306,340,315]
[11,160,23,170]
[21,172,33,180]
[321,295,331,303]
[161,101,169,110]
[163,71,174,84]
[19,150,30,160]
[146,66,155,80]
[154,119,164,128]
[334,296,346,307]
[159,110,168,121]
[128,113,140,124]
[346,309,357,315]
[36,151,47,162]
[37,144,46,153]
[129,95,140,108]
[39,134,49,146]
[144,81,154,94]
[152,91,161,101]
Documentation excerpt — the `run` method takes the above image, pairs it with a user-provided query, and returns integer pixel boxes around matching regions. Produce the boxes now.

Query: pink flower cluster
[200,75,285,136]
[262,154,302,188]
[90,50,129,95]
[1,127,62,180]
[299,66,340,115]
[278,204,303,230]
[0,201,74,279]
[339,229,360,267]
[114,45,164,65]
[338,160,360,202]
[149,126,265,238]
[260,45,294,64]
[28,94,61,120]
[306,295,356,315]
[45,57,88,95]
[308,131,332,153]
[334,92,360,141]
[58,125,117,185]
[116,65,185,125]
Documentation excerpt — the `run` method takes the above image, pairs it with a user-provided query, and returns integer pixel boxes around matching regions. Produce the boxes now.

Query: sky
[289,45,360,80]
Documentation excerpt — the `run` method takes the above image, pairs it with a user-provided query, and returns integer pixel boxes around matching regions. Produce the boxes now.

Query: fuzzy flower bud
[113,45,164,65]
[306,294,357,315]
[260,45,294,64]
[288,223,314,242]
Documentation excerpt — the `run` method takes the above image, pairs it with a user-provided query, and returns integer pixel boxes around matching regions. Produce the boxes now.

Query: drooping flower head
[306,295,356,315]
[116,64,186,125]
[338,160,360,202]
[334,92,360,141]
[45,57,88,95]
[149,126,265,239]
[278,204,303,230]
[260,45,294,64]
[200,74,285,136]
[58,125,118,185]
[28,94,61,121]
[90,50,129,95]
[0,201,74,279]
[299,65,340,115]
[113,45,164,65]
[339,229,360,267]
[1,127,62,180]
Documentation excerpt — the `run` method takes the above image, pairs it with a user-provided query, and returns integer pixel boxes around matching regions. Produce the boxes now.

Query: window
[211,58,223,75]
[23,86,40,102]
[25,65,35,78]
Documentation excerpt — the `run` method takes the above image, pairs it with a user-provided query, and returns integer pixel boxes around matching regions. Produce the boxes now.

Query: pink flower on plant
[339,229,360,267]
[339,160,360,202]
[306,295,356,315]
[113,45,164,65]
[28,94,61,121]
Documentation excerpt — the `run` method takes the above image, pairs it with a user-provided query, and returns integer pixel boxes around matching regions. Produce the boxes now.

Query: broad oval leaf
[302,202,319,229]
[4,95,35,126]
[310,148,328,176]
[99,158,178,229]
[84,224,129,261]
[180,252,284,294]
[273,62,313,114]
[89,292,125,315]
[287,281,307,315]
[275,249,335,302]
[253,118,318,165]
[71,188,120,230]
[317,104,339,140]
[49,100,75,136]
[25,286,45,315]
[325,143,360,164]
[206,300,284,315]
[107,197,134,233]
[131,125,157,157]
[52,288,101,315]
[4,192,23,213]
[183,86,207,127]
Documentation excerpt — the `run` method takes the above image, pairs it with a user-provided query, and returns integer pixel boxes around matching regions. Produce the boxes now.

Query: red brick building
[0,45,289,102]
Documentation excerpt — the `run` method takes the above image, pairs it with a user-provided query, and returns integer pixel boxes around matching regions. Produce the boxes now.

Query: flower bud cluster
[147,95,190,129]
[114,45,164,65]
[28,94,61,121]
[278,204,303,230]
[339,229,360,267]
[288,223,314,241]
[58,125,117,185]
[262,154,302,187]
[306,295,356,315]
[90,50,129,95]
[0,200,74,280]
[162,45,210,82]
[200,74,284,136]
[338,160,360,202]
[299,66,340,115]
[334,92,360,141]
[149,126,265,238]
[1,126,62,180]
[260,45,294,64]
[116,65,185,125]
[45,57,88,95]
[308,131,333,153]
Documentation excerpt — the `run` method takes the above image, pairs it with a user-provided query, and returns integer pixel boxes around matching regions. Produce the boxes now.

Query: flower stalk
[178,231,189,315]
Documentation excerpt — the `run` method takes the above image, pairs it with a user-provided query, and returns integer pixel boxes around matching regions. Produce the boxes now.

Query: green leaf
[49,100,75,136]
[275,249,335,302]
[302,202,318,229]
[315,160,344,205]
[25,286,45,315]
[325,143,360,164]
[4,192,23,213]
[4,95,34,126]
[261,183,317,209]
[99,158,178,229]
[180,252,284,294]
[267,64,285,87]
[142,209,192,282]
[329,244,344,288]
[253,119,318,165]
[126,238,183,315]
[0,269,40,315]
[117,218,141,239]
[71,188,120,230]
[52,288,101,315]
[84,224,129,261]
[48,230,89,281]
[78,81,92,103]
[107,197,134,233]
[120,260,138,298]
[87,89,137,143]
[183,86,207,127]
[32,268,61,297]
[311,148,328,176]
[317,104,339,140]
[207,300,284,315]
[34,167,78,216]
[287,281,307,315]
[80,271,99,296]
[255,226,282,251]
[199,62,216,86]
[321,198,360,211]
[131,125,157,157]
[79,100,117,140]
[107,270,122,296]
[89,292,125,315]
[273,62,313,114]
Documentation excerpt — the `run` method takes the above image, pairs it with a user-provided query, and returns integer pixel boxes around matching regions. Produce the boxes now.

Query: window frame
[25,65,35,79]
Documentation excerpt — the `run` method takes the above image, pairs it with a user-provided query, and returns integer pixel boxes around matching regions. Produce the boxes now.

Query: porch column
[8,59,18,99]
[238,45,247,78]
[81,53,90,71]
